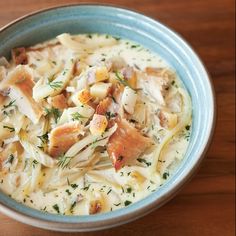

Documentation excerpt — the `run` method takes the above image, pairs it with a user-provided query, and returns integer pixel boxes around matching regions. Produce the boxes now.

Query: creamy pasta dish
[0,34,191,215]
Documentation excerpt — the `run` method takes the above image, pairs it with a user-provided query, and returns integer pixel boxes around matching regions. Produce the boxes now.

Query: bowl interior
[0,5,215,231]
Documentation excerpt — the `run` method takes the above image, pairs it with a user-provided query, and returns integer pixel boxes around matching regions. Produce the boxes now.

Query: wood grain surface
[0,0,235,235]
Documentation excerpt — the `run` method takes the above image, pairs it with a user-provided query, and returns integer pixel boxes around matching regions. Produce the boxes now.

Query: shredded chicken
[0,65,43,123]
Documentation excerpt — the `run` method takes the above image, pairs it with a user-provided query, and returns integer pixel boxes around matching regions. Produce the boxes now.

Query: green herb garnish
[32,160,38,168]
[111,96,117,103]
[3,125,15,132]
[105,111,117,119]
[82,185,90,191]
[47,81,63,90]
[114,203,121,206]
[107,189,112,195]
[52,204,60,213]
[2,100,16,110]
[126,187,132,193]
[65,189,72,195]
[37,132,49,144]
[113,36,121,41]
[70,201,77,212]
[6,154,14,164]
[57,155,71,169]
[71,183,78,189]
[115,71,132,88]
[185,125,191,131]
[45,107,61,123]
[137,158,151,167]
[124,200,132,206]
[162,172,169,180]
[71,112,88,121]
[131,44,140,48]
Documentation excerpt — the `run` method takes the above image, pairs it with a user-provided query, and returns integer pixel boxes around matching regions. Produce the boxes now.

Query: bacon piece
[95,97,112,115]
[48,122,82,158]
[11,47,28,65]
[107,119,152,171]
[48,94,68,109]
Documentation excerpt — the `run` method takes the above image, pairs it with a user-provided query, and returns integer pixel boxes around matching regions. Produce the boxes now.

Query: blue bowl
[0,4,215,232]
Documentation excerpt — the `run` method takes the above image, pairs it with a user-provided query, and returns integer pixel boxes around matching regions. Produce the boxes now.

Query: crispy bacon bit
[107,119,152,171]
[95,97,112,115]
[48,94,68,109]
[89,200,102,215]
[11,47,28,65]
[48,122,82,157]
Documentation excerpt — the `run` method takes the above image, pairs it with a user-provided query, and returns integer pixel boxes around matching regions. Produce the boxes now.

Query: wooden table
[0,0,235,235]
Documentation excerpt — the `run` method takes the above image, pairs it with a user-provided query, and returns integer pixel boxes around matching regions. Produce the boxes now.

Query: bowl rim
[0,3,216,232]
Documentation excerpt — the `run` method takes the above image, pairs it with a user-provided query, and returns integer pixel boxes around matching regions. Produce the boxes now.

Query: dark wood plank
[0,0,235,235]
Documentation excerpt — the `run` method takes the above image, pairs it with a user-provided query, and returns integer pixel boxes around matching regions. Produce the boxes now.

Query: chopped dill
[52,204,60,214]
[2,100,16,112]
[162,172,169,180]
[82,185,90,191]
[107,189,112,195]
[71,183,78,189]
[3,125,15,132]
[137,158,151,167]
[70,201,77,211]
[115,71,132,88]
[57,155,71,169]
[47,81,63,90]
[71,112,87,121]
[6,154,14,164]
[124,200,132,206]
[126,187,132,193]
[37,132,49,144]
[45,107,61,123]
[65,189,72,195]
[114,203,121,206]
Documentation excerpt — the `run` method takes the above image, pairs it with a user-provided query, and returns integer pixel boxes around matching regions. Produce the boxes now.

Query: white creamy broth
[0,33,191,215]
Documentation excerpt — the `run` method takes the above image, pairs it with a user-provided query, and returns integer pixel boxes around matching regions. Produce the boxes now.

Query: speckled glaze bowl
[0,4,215,232]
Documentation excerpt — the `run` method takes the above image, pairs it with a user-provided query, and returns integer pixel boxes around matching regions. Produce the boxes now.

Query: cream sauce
[0,34,191,215]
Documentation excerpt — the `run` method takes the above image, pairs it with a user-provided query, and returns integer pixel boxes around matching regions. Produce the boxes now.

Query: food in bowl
[0,33,192,215]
